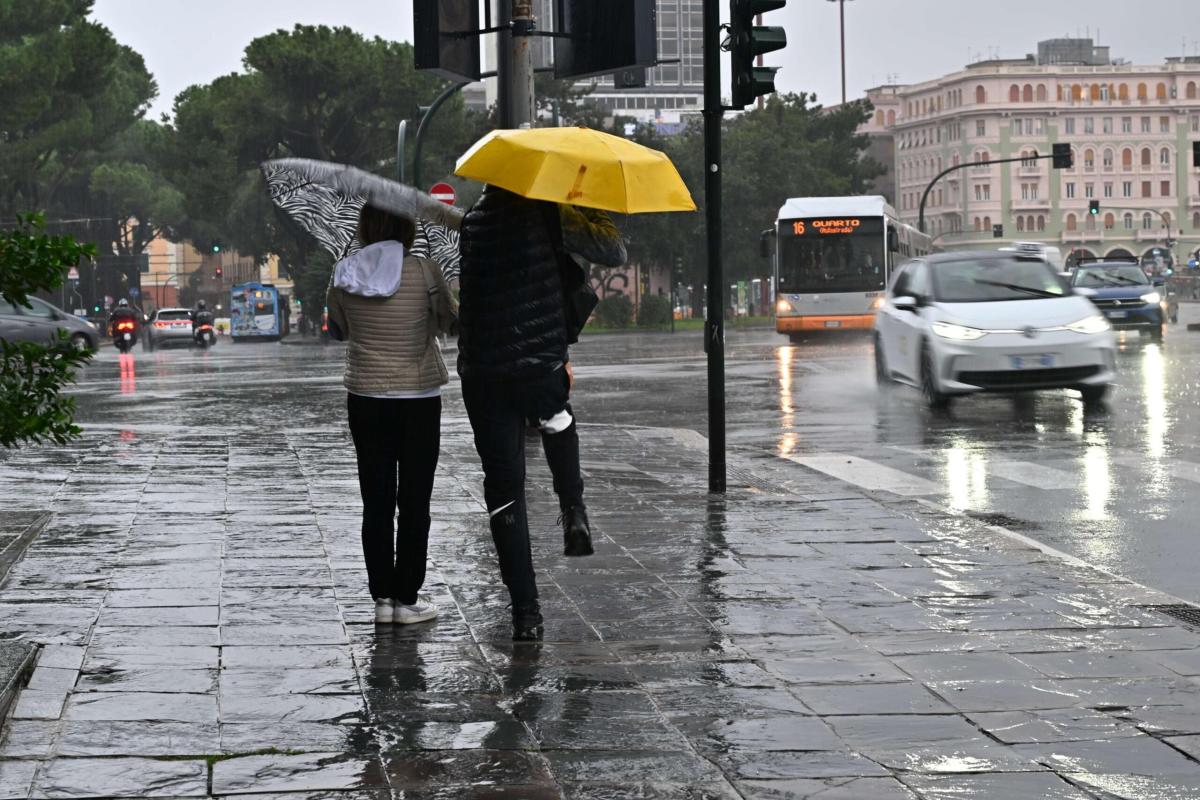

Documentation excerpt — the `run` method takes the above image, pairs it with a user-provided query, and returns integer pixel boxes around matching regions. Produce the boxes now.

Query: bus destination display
[789,217,880,237]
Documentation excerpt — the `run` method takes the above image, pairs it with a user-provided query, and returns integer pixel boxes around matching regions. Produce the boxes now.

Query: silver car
[0,296,98,351]
[144,308,196,350]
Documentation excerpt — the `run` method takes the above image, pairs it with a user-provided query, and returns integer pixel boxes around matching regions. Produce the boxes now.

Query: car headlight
[931,322,986,341]
[1066,314,1110,334]
[1140,291,1161,305]
[776,299,794,314]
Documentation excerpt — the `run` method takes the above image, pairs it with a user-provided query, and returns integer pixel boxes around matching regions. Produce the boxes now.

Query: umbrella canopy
[261,158,464,280]
[454,127,696,214]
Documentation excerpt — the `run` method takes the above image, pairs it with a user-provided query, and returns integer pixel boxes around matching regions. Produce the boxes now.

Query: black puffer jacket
[457,186,567,381]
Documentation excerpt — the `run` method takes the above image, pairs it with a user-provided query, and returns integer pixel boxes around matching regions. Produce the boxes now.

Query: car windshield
[156,310,191,321]
[1071,265,1149,288]
[929,257,1067,303]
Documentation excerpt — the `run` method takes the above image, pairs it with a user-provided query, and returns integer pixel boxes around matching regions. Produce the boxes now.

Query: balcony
[1135,228,1172,242]
[1061,230,1105,244]
[1011,198,1050,211]
[1018,164,1042,176]
[1189,195,1200,208]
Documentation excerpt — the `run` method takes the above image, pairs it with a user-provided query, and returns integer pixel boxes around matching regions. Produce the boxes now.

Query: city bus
[763,196,932,338]
[230,282,289,341]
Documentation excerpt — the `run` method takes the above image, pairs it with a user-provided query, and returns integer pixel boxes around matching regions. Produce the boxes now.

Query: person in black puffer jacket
[458,185,625,641]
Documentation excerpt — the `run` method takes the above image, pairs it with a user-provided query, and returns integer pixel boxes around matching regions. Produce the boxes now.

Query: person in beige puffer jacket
[326,205,457,626]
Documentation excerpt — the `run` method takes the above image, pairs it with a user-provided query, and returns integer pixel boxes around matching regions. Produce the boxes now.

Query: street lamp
[826,0,854,105]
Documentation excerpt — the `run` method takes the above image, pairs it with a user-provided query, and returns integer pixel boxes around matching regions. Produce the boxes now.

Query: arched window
[1056,84,1064,101]
[1160,147,1171,166]
[1137,82,1148,100]
[1188,82,1198,100]
[1072,84,1083,101]
[1143,212,1153,229]
[1104,213,1115,230]
[983,216,991,231]
[1156,82,1167,99]
[1142,147,1152,167]
[974,217,981,231]
[874,110,884,126]
[975,85,986,104]
[1026,215,1035,231]
[1037,216,1046,231]
[1090,83,1102,101]
[1124,213,1134,229]
[1103,148,1114,169]
[886,109,895,126]
[1118,84,1129,100]
[1084,148,1095,170]
[1085,213,1096,231]
[1066,214,1077,231]
[1023,84,1034,102]
[1122,148,1133,169]
[1193,211,1200,229]
[1009,84,1020,103]
[1036,85,1047,102]
[1016,216,1025,232]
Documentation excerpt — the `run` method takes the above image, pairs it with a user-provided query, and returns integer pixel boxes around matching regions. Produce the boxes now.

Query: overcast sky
[93,0,1200,121]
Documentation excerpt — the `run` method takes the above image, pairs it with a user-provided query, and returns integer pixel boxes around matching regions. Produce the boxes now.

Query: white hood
[332,241,405,297]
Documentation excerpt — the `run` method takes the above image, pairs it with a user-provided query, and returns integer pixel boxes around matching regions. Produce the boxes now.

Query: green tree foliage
[162,25,490,311]
[1,213,96,447]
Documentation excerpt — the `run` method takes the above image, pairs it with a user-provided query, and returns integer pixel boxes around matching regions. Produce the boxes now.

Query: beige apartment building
[882,38,1200,265]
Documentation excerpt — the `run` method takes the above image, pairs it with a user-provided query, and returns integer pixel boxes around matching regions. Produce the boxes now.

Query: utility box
[554,0,656,80]
[414,0,481,82]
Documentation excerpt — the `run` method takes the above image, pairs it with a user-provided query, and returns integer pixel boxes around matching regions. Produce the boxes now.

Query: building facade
[886,39,1200,264]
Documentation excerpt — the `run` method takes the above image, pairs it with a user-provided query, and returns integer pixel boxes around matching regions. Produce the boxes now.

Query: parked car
[143,308,195,350]
[874,251,1116,408]
[0,296,98,351]
[1070,262,1166,341]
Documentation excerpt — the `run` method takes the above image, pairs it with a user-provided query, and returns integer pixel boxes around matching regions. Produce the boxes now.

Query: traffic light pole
[703,0,726,494]
[918,152,1055,234]
[509,0,536,127]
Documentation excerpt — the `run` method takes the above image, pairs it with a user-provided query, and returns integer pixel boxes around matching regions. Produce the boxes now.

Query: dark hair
[357,204,416,248]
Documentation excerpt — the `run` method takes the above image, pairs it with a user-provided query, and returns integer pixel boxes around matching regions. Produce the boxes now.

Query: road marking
[889,446,1076,490]
[1111,451,1200,484]
[785,453,940,496]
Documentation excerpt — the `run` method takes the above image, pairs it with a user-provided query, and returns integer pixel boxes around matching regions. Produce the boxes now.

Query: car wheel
[874,334,890,384]
[1149,326,1164,342]
[1079,384,1109,405]
[920,343,951,410]
[69,333,91,352]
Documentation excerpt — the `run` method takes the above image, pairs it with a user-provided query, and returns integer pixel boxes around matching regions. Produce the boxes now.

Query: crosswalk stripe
[784,453,940,496]
[889,446,1077,490]
[1112,451,1200,484]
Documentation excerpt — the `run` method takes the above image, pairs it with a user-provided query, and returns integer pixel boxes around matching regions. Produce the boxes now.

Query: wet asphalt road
[71,304,1200,604]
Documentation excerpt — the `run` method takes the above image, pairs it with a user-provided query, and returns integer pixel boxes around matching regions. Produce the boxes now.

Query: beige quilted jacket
[326,249,457,396]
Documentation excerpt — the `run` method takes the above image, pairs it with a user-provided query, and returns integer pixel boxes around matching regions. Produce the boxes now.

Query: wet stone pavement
[7,362,1200,796]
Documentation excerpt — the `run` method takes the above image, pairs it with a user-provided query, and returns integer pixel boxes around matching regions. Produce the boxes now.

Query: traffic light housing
[554,0,657,80]
[211,242,222,254]
[1052,143,1073,169]
[1089,200,1100,216]
[1193,140,1199,168]
[992,224,1003,239]
[215,265,223,278]
[413,0,481,82]
[729,0,787,109]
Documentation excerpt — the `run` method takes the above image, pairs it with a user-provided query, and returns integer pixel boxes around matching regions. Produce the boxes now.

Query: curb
[0,640,37,735]
[0,512,49,588]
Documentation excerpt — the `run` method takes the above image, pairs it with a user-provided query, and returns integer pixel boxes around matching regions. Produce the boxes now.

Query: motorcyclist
[108,299,139,337]
[191,299,215,330]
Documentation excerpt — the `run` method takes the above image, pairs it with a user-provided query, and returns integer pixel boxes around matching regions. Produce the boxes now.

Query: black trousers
[347,393,441,604]
[462,368,583,606]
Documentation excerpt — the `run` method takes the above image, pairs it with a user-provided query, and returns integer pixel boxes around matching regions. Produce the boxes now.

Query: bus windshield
[778,217,886,294]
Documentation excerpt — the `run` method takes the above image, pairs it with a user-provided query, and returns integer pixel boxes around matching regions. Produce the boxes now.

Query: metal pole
[413,81,470,189]
[497,1,514,128]
[510,0,536,127]
[397,120,408,183]
[918,152,1054,234]
[839,0,847,104]
[703,0,726,494]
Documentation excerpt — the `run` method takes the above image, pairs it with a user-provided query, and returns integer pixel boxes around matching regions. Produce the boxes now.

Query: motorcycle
[113,319,137,353]
[193,323,216,348]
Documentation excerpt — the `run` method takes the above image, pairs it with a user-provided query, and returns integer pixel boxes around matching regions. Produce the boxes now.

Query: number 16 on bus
[760,196,932,340]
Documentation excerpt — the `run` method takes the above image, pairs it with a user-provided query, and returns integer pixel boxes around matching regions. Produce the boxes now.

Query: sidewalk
[4,421,1200,797]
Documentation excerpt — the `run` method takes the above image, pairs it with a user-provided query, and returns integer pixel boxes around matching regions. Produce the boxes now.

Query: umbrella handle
[566,165,588,202]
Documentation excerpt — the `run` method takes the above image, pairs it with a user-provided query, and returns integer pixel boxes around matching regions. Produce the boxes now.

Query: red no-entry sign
[429,182,456,206]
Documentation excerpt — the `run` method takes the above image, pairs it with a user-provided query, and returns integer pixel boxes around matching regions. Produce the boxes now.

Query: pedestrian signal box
[554,0,657,80]
[992,224,1004,238]
[1052,143,1073,169]
[413,0,481,82]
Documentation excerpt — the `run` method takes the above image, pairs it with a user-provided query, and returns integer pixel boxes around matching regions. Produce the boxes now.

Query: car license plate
[1106,310,1128,319]
[1010,354,1054,369]
[824,320,842,328]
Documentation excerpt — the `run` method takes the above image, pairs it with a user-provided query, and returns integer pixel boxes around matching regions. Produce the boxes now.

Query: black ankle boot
[512,601,544,641]
[561,506,594,557]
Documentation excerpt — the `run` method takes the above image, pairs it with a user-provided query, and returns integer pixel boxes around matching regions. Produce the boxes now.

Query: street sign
[128,287,140,298]
[429,182,456,206]
[67,267,79,281]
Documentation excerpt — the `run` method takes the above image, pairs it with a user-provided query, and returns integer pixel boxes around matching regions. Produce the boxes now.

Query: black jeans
[462,368,583,606]
[347,393,441,604]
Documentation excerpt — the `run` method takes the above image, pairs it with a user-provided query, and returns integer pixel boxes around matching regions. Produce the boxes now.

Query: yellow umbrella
[454,126,696,214]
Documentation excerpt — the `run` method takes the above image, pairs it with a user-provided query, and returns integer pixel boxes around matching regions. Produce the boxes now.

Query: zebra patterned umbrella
[261,158,464,282]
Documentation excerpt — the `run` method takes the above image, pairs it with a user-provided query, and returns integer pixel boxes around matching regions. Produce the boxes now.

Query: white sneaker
[395,594,438,625]
[374,598,394,624]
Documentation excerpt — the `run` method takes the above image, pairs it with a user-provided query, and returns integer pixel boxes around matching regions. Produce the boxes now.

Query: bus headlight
[776,299,794,314]
[931,322,986,341]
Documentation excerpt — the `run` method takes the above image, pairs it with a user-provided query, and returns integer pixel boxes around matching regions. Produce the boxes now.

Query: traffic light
[211,242,222,254]
[1089,200,1100,216]
[1052,143,1073,169]
[992,224,1003,238]
[554,0,657,80]
[215,265,223,278]
[413,0,481,82]
[729,0,788,109]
